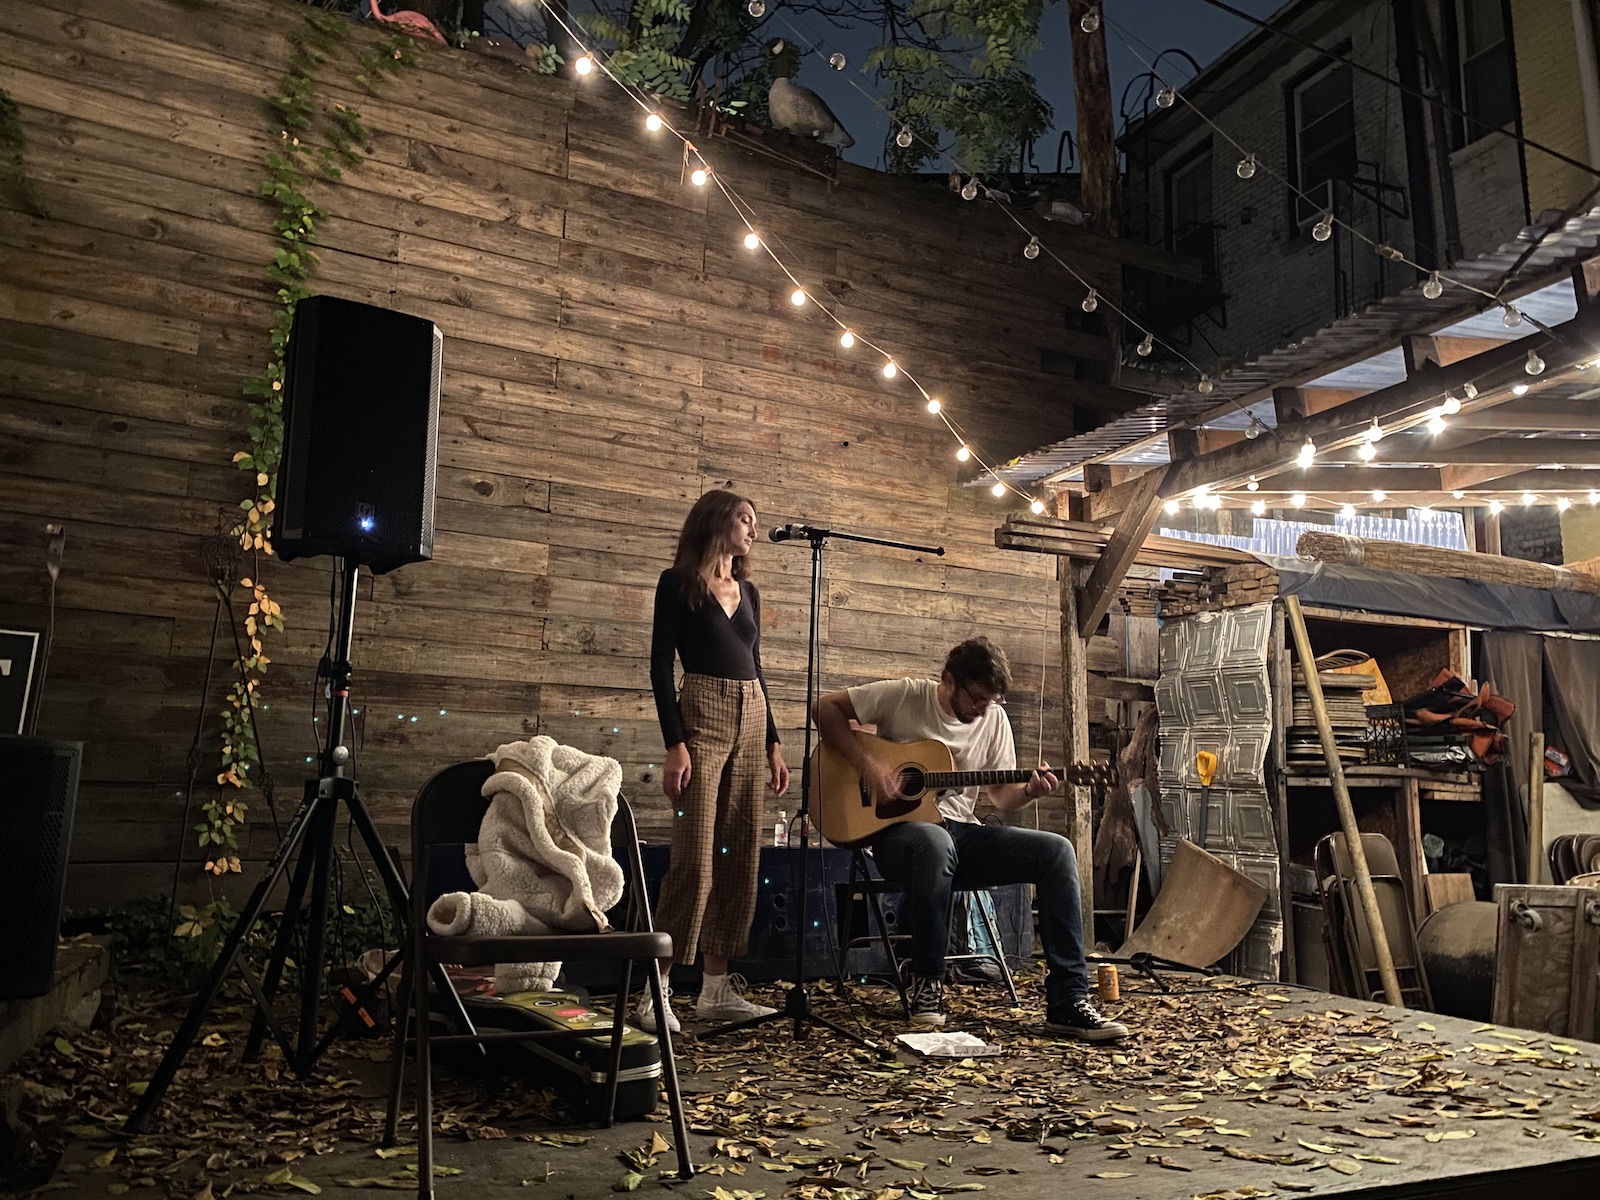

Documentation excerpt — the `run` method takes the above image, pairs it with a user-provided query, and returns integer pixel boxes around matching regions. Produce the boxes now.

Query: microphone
[768,524,805,542]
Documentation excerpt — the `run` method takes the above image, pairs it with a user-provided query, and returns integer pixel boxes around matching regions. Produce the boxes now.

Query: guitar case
[429,988,662,1120]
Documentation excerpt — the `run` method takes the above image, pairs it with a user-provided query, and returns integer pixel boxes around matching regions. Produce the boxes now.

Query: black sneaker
[906,975,946,1026]
[1044,995,1129,1043]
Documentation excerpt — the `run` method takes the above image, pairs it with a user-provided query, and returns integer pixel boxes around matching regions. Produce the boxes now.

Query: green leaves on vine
[210,10,410,876]
[0,86,49,218]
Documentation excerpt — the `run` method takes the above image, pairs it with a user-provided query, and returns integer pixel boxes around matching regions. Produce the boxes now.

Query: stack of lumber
[1157,563,1282,616]
[1288,669,1375,764]
[1297,532,1600,595]
[996,516,1255,570]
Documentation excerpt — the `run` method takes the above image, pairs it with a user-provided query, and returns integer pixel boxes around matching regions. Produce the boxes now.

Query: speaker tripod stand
[698,524,942,1053]
[127,556,419,1132]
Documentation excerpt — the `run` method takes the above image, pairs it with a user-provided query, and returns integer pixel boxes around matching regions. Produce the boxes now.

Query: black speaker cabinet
[273,295,442,574]
[0,736,82,1000]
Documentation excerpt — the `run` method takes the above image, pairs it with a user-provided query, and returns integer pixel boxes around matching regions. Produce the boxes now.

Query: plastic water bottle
[774,811,789,848]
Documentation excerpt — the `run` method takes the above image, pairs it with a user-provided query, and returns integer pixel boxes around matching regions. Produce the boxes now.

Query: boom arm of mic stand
[800,527,943,556]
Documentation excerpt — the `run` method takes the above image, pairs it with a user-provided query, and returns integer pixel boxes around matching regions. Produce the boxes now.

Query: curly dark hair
[672,489,755,608]
[943,636,1011,697]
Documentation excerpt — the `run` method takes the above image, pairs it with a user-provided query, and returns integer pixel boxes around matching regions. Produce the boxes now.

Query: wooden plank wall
[0,0,1144,907]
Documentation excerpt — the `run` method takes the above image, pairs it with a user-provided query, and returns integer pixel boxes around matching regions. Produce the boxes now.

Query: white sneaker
[634,986,681,1035]
[695,973,778,1021]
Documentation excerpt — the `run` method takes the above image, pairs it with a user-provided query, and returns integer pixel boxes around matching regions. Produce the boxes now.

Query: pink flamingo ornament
[363,0,447,44]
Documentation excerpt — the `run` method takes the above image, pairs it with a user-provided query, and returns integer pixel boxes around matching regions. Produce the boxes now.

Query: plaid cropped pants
[655,674,769,964]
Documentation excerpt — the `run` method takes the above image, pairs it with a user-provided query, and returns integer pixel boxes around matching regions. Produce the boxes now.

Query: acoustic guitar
[809,730,1117,847]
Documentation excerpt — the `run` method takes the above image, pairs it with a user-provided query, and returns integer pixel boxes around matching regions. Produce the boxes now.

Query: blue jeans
[869,820,1089,1007]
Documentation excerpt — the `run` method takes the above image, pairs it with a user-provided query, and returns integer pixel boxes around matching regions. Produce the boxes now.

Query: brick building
[1120,0,1599,377]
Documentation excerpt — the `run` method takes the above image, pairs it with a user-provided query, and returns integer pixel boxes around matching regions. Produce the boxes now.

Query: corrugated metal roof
[994,208,1600,487]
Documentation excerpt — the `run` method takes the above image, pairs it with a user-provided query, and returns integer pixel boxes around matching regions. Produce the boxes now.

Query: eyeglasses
[956,681,1003,713]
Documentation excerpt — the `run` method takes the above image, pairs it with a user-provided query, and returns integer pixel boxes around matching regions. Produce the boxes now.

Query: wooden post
[1059,558,1094,931]
[1077,465,1171,639]
[1484,509,1503,556]
[1528,731,1547,884]
[1283,595,1406,1007]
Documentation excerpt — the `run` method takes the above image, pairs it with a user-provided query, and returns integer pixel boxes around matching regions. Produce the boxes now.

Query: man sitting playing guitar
[813,637,1129,1041]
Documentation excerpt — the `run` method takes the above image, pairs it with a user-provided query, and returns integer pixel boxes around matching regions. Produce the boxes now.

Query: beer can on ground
[1096,963,1120,1003]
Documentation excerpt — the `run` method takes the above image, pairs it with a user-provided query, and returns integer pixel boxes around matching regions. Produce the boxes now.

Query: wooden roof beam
[1450,401,1600,431]
[1086,301,1600,518]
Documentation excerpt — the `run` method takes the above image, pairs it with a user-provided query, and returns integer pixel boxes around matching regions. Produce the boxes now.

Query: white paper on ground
[894,1030,1003,1057]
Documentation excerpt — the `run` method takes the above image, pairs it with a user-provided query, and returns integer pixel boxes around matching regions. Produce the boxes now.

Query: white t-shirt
[845,677,1016,824]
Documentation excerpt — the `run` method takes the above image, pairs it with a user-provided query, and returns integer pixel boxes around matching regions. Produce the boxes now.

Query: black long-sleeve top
[650,567,780,750]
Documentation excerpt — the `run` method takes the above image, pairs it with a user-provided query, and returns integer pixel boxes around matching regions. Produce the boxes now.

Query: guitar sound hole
[897,767,925,797]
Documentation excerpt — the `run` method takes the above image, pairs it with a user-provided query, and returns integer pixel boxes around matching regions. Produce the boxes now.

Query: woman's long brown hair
[672,489,754,608]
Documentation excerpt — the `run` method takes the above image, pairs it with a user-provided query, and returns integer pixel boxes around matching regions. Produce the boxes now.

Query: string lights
[536,15,1055,510]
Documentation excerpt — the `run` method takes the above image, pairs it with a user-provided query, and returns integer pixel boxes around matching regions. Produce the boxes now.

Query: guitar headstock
[1057,761,1118,789]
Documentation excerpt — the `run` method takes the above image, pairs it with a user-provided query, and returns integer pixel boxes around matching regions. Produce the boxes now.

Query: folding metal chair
[835,847,1020,1016]
[383,759,693,1197]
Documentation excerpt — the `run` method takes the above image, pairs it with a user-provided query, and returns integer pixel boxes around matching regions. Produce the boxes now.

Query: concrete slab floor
[8,970,1600,1199]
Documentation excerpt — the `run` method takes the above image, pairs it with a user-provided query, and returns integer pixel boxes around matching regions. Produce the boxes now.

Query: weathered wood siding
[0,0,1143,906]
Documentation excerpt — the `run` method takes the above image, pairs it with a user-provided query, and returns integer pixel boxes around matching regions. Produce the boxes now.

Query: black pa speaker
[0,736,82,999]
[273,295,442,574]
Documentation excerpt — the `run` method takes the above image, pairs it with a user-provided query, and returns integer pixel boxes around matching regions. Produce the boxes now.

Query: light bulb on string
[926,397,941,415]
[1442,395,1461,415]
[1291,492,1307,508]
[645,113,663,132]
[1463,382,1478,400]
[1526,348,1545,375]
[574,55,594,75]
[1155,86,1176,109]
[1490,498,1505,514]
[1081,288,1098,313]
[961,178,978,201]
[1522,491,1537,506]
[839,330,855,348]
[743,231,761,250]
[1236,153,1256,180]
[1244,415,1261,439]
[1590,491,1600,505]
[747,0,764,13]
[1372,490,1387,503]
[1136,331,1154,356]
[990,481,1006,498]
[956,445,971,463]
[1298,438,1316,468]
[828,52,846,70]
[1246,476,1260,492]
[1079,6,1101,33]
[1503,305,1523,328]
[1364,418,1384,442]
[690,167,709,186]
[1030,499,1046,515]
[1250,499,1266,516]
[1357,440,1377,461]
[882,360,898,379]
[1559,496,1573,512]
[1163,499,1181,515]
[1452,490,1466,500]
[1340,503,1357,519]
[1513,383,1530,396]
[1023,236,1041,260]
[1427,412,1447,435]
[1422,271,1443,299]
[789,288,806,306]
[1197,375,1214,394]
[896,125,913,148]
[1312,213,1333,242]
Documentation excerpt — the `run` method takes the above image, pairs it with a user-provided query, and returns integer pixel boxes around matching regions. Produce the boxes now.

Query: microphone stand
[698,525,943,1051]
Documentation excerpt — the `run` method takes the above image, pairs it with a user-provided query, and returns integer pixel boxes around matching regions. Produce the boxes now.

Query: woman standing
[643,489,790,1031]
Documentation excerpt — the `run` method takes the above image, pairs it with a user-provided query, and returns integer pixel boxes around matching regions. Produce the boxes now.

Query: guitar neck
[923,769,1044,790]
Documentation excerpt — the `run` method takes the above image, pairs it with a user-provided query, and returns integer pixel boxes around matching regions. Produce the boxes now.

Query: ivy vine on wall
[205,12,419,875]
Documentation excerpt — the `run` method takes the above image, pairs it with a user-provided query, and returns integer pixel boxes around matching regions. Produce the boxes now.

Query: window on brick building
[1166,146,1214,264]
[1450,0,1517,146]
[1286,61,1356,230]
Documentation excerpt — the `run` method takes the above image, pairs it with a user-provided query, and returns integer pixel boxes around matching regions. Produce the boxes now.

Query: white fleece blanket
[426,737,625,993]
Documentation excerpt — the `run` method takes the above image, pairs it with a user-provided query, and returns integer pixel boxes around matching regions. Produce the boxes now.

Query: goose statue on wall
[765,39,855,151]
